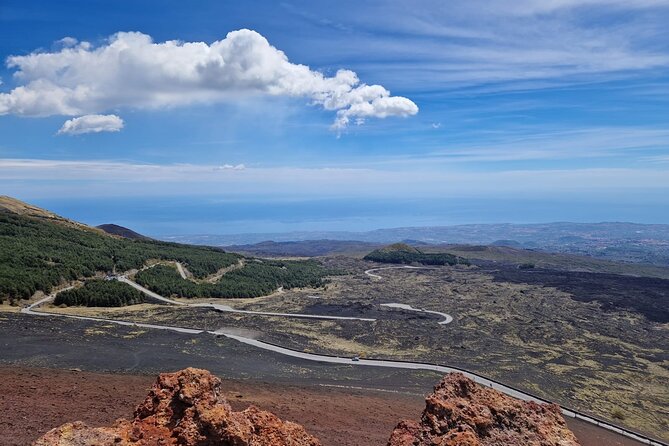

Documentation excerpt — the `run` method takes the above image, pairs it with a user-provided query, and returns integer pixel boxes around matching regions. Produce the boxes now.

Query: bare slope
[97,223,151,240]
[0,195,103,234]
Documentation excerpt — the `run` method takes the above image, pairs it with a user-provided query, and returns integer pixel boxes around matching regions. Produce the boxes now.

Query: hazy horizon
[18,195,669,237]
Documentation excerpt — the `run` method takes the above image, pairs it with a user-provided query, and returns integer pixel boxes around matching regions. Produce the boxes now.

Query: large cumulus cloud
[0,30,417,132]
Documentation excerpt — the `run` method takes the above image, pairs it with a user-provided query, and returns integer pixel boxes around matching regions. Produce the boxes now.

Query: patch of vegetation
[54,280,144,307]
[0,211,240,301]
[611,408,626,421]
[364,243,469,266]
[135,259,333,298]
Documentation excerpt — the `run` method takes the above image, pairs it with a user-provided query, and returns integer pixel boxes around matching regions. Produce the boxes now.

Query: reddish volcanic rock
[33,368,321,446]
[388,373,581,446]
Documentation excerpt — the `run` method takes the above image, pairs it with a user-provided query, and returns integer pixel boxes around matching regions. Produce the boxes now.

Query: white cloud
[56,37,79,48]
[57,114,124,135]
[214,164,246,171]
[0,29,417,131]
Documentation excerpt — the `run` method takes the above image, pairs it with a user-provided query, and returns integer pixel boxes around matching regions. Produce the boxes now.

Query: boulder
[33,367,320,446]
[388,372,581,446]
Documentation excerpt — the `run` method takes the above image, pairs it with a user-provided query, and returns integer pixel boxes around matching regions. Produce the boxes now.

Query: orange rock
[33,368,321,446]
[387,373,581,446]
[33,369,581,446]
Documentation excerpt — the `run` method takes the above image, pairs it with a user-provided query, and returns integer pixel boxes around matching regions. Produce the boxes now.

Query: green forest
[364,245,469,266]
[54,280,144,307]
[135,259,332,298]
[0,211,240,303]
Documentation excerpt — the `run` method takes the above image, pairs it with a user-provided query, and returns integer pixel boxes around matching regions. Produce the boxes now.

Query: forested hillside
[134,260,332,298]
[364,243,469,266]
[0,210,240,303]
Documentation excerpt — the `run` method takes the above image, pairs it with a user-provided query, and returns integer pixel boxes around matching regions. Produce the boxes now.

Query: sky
[1,0,669,236]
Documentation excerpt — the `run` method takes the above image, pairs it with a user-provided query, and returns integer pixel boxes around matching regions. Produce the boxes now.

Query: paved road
[119,276,375,322]
[19,272,666,446]
[365,266,453,325]
[118,277,187,305]
[380,303,453,325]
[194,302,375,321]
[23,286,75,313]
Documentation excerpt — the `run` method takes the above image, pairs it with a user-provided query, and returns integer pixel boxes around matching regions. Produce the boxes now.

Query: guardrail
[251,338,668,446]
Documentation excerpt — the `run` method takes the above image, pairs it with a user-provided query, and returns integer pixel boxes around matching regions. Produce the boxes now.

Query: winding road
[364,265,434,279]
[380,303,453,325]
[19,268,666,446]
[118,276,376,322]
[365,266,454,324]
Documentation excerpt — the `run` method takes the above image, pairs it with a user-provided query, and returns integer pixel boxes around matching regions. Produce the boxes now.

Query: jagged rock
[388,372,581,446]
[33,368,321,446]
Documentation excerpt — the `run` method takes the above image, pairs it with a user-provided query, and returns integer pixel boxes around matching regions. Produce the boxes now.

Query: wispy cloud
[2,158,668,200]
[293,0,669,93]
[426,127,669,162]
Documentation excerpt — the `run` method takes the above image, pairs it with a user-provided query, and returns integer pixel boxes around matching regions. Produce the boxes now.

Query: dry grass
[36,259,669,440]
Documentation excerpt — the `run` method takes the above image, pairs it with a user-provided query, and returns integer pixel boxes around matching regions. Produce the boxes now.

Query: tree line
[134,259,332,299]
[0,212,240,303]
[364,248,469,266]
[54,280,144,307]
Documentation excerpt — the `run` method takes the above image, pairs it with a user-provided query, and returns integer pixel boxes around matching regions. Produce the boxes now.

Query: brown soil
[1,366,646,446]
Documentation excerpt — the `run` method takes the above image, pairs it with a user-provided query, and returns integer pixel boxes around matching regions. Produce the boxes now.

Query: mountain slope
[0,196,331,305]
[0,195,103,234]
[0,196,59,218]
[0,198,240,302]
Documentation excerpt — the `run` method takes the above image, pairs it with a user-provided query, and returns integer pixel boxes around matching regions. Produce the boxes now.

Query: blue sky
[1,0,669,235]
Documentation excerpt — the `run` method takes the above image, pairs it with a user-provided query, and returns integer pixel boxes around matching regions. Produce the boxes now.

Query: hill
[225,238,669,279]
[0,196,103,234]
[0,208,239,302]
[375,242,422,254]
[437,244,669,279]
[166,222,669,266]
[363,243,469,266]
[96,223,150,240]
[0,196,330,305]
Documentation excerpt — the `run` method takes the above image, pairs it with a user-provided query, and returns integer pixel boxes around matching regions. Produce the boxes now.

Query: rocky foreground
[33,368,320,446]
[389,373,581,446]
[34,368,580,446]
